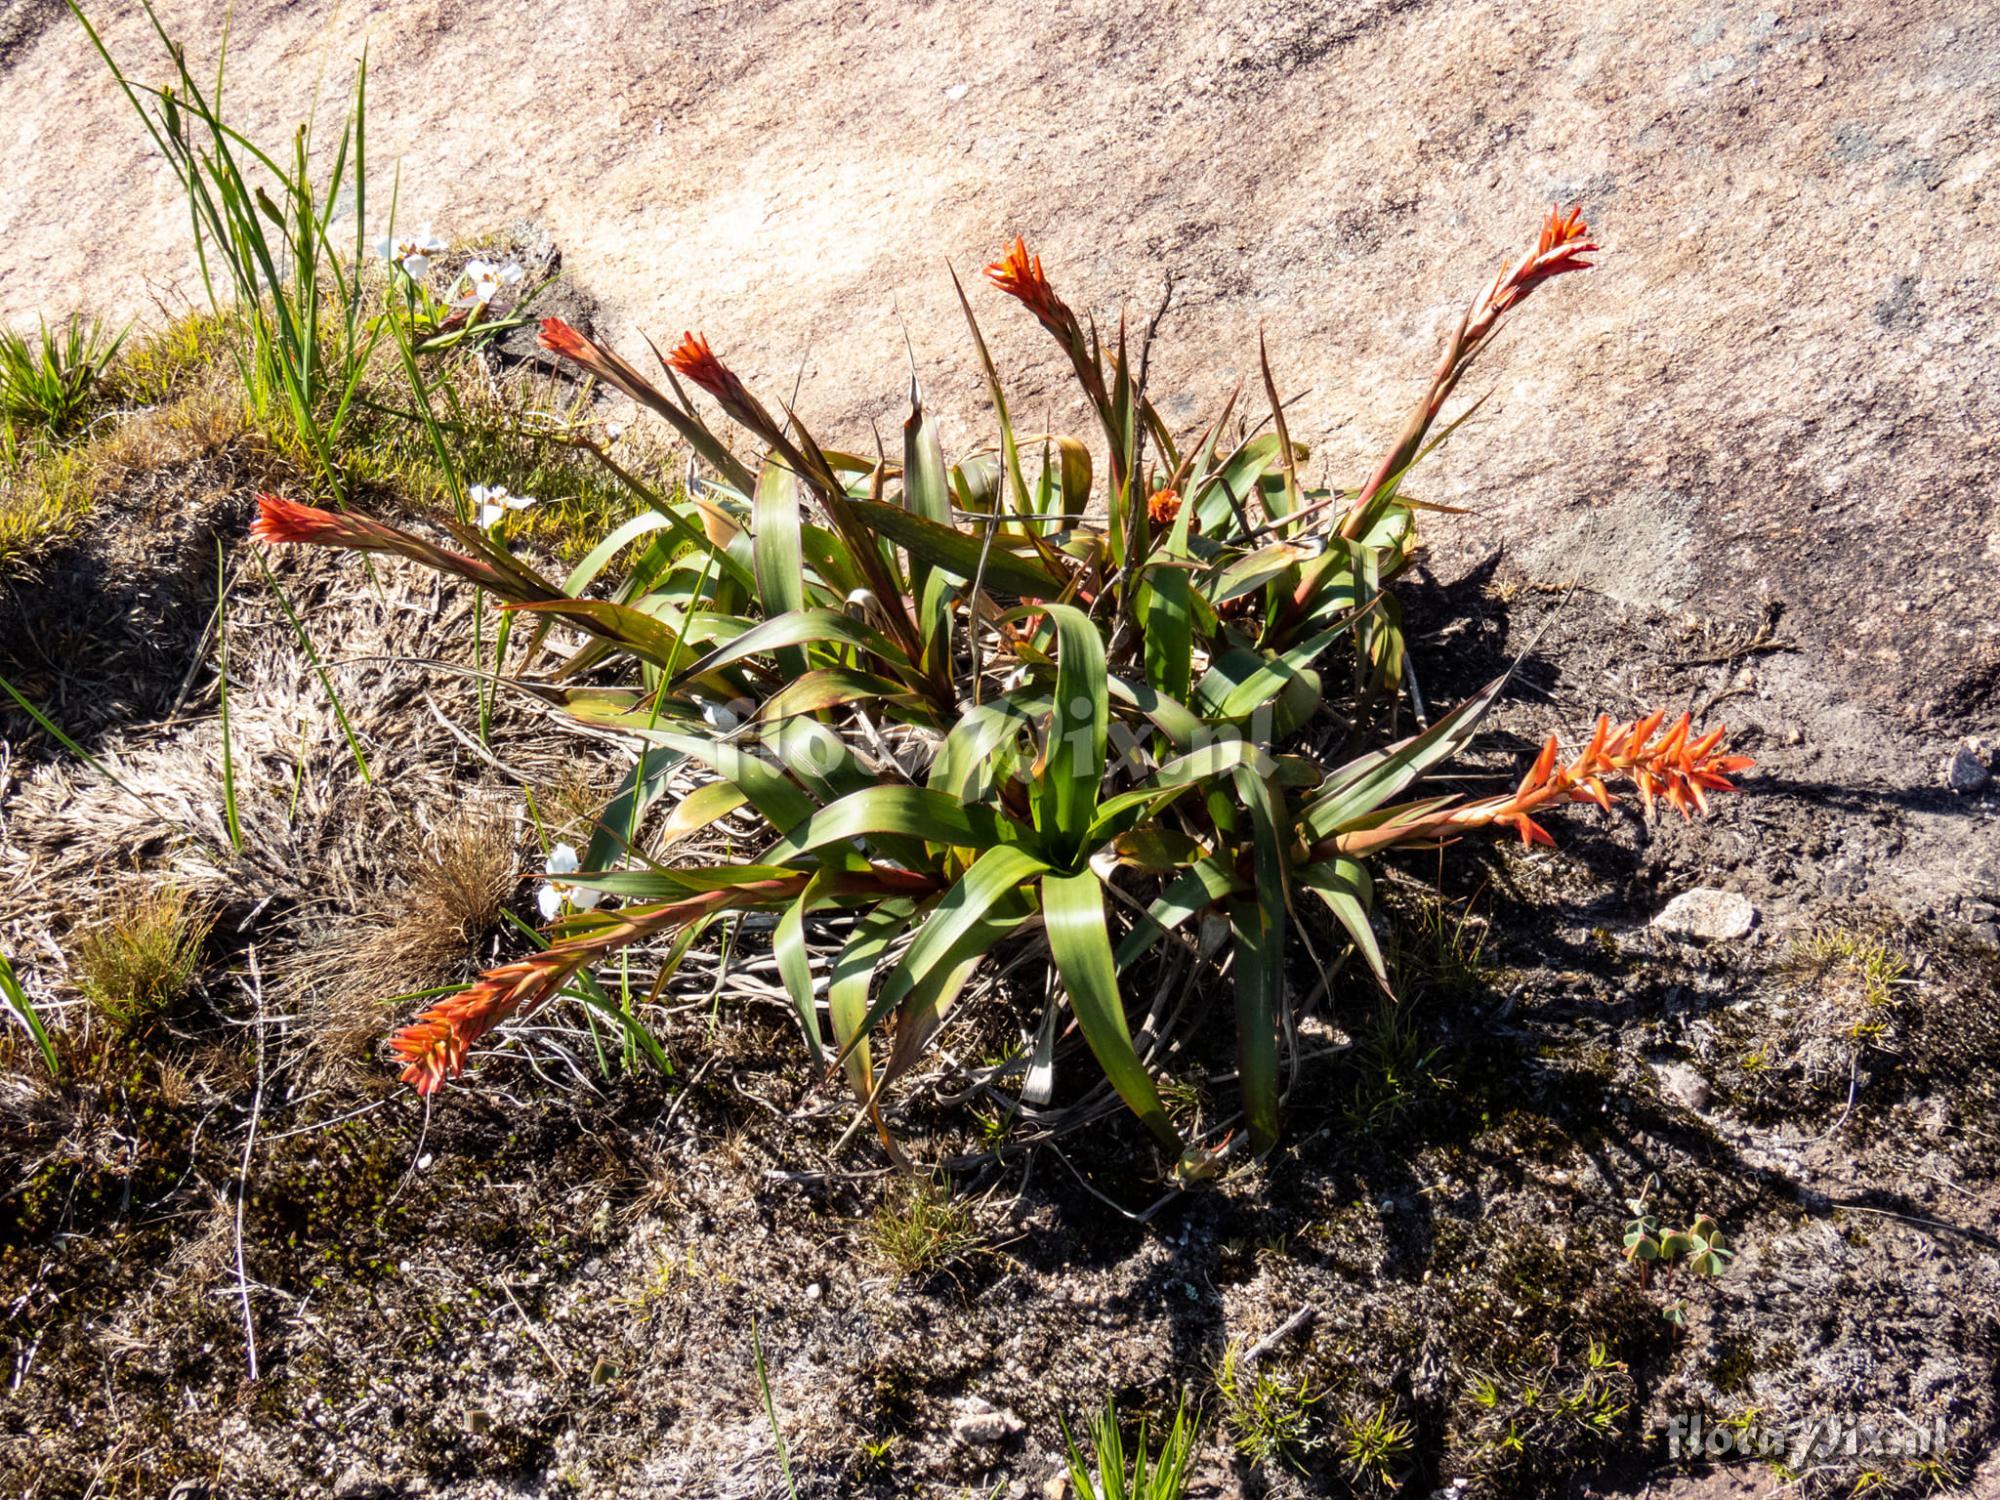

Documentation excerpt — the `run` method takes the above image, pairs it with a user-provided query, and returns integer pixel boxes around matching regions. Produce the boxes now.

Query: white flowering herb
[537,842,606,921]
[450,259,525,312]
[374,224,445,279]
[469,483,537,528]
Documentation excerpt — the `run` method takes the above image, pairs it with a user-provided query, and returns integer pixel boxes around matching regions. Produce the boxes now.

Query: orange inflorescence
[664,331,752,412]
[985,237,1076,339]
[250,492,358,545]
[389,954,570,1095]
[1479,203,1598,327]
[536,315,592,362]
[1147,488,1183,527]
[1457,709,1754,847]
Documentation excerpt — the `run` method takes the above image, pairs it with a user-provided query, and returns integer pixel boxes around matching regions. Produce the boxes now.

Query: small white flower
[375,223,445,279]
[469,483,537,528]
[537,841,605,920]
[450,258,525,311]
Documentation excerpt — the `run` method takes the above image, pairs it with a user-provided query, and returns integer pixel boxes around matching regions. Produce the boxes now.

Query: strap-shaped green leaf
[1043,870,1184,1154]
[1086,738,1276,846]
[1203,618,1359,723]
[667,608,904,693]
[584,746,687,874]
[845,498,1069,599]
[1232,762,1290,1155]
[644,730,819,835]
[657,780,751,847]
[1106,676,1202,750]
[1037,602,1107,863]
[1299,857,1388,991]
[827,899,916,1102]
[1229,895,1282,1156]
[857,845,1051,1044]
[1302,671,1510,839]
[1112,854,1243,969]
[930,689,1049,801]
[752,454,808,677]
[765,785,1026,864]
[504,596,687,669]
[775,874,830,1064]
[562,510,675,597]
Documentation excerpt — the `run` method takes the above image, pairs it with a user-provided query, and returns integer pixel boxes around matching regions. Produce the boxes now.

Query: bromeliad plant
[252,208,1752,1171]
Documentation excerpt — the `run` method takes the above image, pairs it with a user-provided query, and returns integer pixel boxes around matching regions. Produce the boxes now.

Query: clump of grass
[1215,1346,1322,1473]
[867,1178,982,1278]
[1346,994,1445,1132]
[111,309,236,408]
[70,884,211,1034]
[1785,927,1909,1013]
[1061,1393,1201,1500]
[1387,890,1496,1002]
[344,365,656,562]
[0,446,97,576]
[1336,1401,1415,1490]
[0,315,125,441]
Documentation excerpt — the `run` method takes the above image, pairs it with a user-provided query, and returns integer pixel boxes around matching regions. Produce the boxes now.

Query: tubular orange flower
[250,492,360,545]
[1471,203,1598,337]
[985,236,1077,341]
[1329,709,1752,858]
[248,493,556,604]
[535,315,592,363]
[665,331,754,413]
[1147,488,1183,527]
[391,954,572,1095]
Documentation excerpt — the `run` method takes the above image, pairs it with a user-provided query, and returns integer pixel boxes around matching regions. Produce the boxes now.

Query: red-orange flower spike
[985,237,1077,340]
[665,331,753,412]
[1147,489,1183,527]
[389,954,573,1094]
[1331,707,1754,859]
[250,492,356,546]
[536,315,591,363]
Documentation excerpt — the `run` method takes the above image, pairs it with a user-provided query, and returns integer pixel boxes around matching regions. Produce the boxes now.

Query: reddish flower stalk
[388,866,937,1094]
[249,493,557,604]
[1334,205,1597,542]
[534,317,757,495]
[1331,710,1752,857]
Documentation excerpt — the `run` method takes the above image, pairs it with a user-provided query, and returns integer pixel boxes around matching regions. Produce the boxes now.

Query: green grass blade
[752,1320,801,1500]
[255,552,372,783]
[215,545,243,851]
[0,950,58,1075]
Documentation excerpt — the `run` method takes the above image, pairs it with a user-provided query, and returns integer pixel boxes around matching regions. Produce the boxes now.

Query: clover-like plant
[253,209,1752,1169]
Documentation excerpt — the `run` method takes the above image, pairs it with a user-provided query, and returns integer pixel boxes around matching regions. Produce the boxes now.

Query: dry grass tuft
[299,803,522,1061]
[69,883,212,1035]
